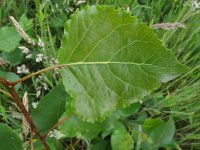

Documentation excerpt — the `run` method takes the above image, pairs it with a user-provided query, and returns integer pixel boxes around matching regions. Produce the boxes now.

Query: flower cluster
[50,58,59,66]
[35,75,49,98]
[32,101,39,109]
[76,0,86,5]
[17,64,30,74]
[191,0,200,10]
[37,38,44,48]
[18,46,32,59]
[48,129,65,140]
[36,54,45,62]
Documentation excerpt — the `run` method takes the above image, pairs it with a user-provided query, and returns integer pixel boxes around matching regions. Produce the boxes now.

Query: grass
[0,0,200,149]
[136,0,200,149]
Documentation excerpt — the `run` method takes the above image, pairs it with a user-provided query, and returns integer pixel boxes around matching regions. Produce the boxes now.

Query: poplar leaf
[58,5,188,122]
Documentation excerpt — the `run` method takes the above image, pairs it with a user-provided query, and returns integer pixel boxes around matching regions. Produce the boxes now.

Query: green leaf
[1,48,23,66]
[0,70,21,90]
[59,99,105,139]
[117,102,140,118]
[111,122,134,150]
[0,124,23,150]
[90,137,111,150]
[59,99,138,140]
[31,82,68,134]
[150,118,175,147]
[142,118,164,133]
[19,14,34,31]
[59,98,119,139]
[0,27,21,52]
[33,138,63,150]
[58,5,188,122]
[59,113,103,139]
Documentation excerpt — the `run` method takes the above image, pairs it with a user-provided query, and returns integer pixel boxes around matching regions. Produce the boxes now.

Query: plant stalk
[0,88,13,99]
[10,64,68,86]
[0,76,50,150]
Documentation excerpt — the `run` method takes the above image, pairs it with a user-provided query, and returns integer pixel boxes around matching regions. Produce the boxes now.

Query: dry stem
[0,76,50,150]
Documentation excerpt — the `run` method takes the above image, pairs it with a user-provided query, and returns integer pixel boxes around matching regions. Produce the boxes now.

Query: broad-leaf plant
[0,5,188,150]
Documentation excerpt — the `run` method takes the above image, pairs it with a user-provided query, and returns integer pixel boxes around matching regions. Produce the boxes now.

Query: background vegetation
[0,0,199,149]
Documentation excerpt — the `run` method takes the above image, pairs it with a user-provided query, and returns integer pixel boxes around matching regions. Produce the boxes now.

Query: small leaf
[31,82,69,134]
[59,99,104,139]
[1,48,23,66]
[111,122,134,150]
[90,137,111,150]
[0,27,21,52]
[142,118,164,133]
[33,138,63,150]
[0,70,21,90]
[58,5,188,122]
[150,118,175,147]
[0,124,23,150]
[59,98,119,139]
[117,102,140,118]
[59,113,103,139]
[19,14,34,31]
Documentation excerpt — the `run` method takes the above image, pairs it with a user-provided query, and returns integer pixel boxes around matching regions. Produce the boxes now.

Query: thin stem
[7,87,50,149]
[0,88,13,99]
[30,130,34,150]
[42,114,74,140]
[10,61,138,86]
[10,64,68,86]
[0,76,10,85]
[0,76,50,150]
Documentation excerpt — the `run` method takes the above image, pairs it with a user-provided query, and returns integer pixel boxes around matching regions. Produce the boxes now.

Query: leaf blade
[58,5,188,122]
[0,124,23,150]
[111,123,134,150]
[31,82,69,134]
[150,118,175,147]
[0,27,21,52]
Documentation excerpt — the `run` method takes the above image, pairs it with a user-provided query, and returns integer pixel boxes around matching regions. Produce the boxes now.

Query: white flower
[36,86,41,98]
[50,58,59,66]
[37,38,44,48]
[42,82,48,91]
[18,46,30,54]
[32,101,39,109]
[36,54,44,62]
[191,0,200,10]
[48,130,65,140]
[76,0,86,5]
[25,54,32,59]
[11,112,23,119]
[127,7,130,12]
[139,100,143,104]
[17,64,30,74]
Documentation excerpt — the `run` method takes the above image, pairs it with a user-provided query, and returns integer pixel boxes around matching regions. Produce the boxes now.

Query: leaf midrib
[65,61,176,70]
